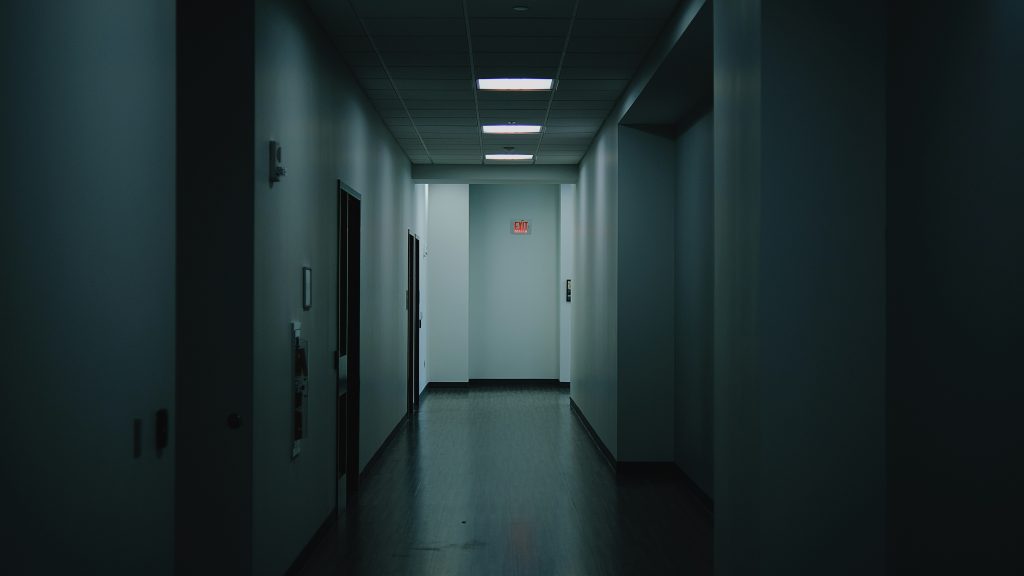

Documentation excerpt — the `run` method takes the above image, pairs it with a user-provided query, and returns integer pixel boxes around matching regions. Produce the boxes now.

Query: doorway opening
[336,181,361,507]
[407,233,421,413]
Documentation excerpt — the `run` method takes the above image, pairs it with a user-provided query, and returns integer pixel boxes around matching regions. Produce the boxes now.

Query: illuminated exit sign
[511,219,531,235]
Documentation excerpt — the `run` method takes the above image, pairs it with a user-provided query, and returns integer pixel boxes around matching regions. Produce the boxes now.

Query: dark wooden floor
[296,386,712,576]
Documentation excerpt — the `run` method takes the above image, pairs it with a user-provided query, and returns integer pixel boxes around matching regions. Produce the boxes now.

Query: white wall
[415,184,429,392]
[714,1,886,572]
[252,0,416,574]
[2,2,176,573]
[559,185,576,384]
[571,1,708,462]
[426,184,470,383]
[617,126,676,462]
[673,112,715,496]
[573,126,620,458]
[887,4,1024,571]
[469,184,560,380]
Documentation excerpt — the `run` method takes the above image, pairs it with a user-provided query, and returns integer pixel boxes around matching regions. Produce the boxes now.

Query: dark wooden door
[407,233,420,412]
[337,182,361,502]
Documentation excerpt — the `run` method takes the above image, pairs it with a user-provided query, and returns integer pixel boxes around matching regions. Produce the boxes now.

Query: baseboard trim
[469,378,564,386]
[285,506,337,576]
[358,412,409,485]
[569,399,714,515]
[569,397,617,473]
[426,380,468,388]
[426,380,567,390]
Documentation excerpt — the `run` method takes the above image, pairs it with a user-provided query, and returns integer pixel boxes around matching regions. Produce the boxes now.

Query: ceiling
[307,0,682,165]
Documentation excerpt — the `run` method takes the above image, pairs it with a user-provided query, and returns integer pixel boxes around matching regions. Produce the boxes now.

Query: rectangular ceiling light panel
[477,78,554,91]
[482,124,543,134]
[485,153,534,160]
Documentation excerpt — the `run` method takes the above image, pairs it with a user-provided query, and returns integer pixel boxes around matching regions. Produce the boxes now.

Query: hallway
[6,1,1023,574]
[296,386,712,576]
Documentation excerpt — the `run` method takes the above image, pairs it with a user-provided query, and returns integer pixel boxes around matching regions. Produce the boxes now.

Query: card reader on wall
[291,321,308,459]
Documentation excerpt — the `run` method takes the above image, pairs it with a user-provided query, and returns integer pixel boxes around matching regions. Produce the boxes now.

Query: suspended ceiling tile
[470,18,572,37]
[562,52,645,69]
[556,79,632,92]
[478,99,549,110]
[474,36,566,53]
[419,140,481,149]
[374,52,470,67]
[573,19,665,37]
[308,0,681,166]
[473,52,561,68]
[469,0,577,19]
[535,143,590,152]
[390,78,474,90]
[372,89,475,101]
[373,35,469,52]
[550,99,617,110]
[535,156,583,165]
[362,18,466,37]
[546,117,603,129]
[474,67,560,81]
[481,134,542,145]
[402,98,479,109]
[568,35,655,53]
[413,125,480,135]
[409,109,479,119]
[545,109,610,120]
[384,67,473,80]
[542,125,600,134]
[477,90,554,103]
[549,89,622,100]
[433,156,486,163]
[576,0,680,19]
[350,0,463,19]
[478,110,546,122]
[411,117,481,127]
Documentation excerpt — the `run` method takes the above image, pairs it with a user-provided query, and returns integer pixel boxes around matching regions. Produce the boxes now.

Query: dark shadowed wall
[715,1,887,573]
[673,111,714,497]
[886,2,1024,573]
[2,2,176,573]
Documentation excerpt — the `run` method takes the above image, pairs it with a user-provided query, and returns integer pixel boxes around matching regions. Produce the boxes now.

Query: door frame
[407,232,421,413]
[337,180,362,500]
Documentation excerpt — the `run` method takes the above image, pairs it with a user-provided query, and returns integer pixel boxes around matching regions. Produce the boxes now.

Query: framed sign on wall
[511,219,530,235]
[302,267,312,310]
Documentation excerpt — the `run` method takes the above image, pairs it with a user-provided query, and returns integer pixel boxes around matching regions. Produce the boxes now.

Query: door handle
[155,409,169,453]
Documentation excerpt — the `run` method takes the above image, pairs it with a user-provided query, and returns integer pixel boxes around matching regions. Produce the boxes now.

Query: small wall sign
[511,219,530,235]
[302,267,312,310]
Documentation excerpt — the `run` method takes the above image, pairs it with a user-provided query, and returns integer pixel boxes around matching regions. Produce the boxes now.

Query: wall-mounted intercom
[269,140,286,186]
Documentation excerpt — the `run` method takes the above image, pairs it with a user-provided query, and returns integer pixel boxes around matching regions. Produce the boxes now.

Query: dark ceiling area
[620,1,711,136]
[307,0,682,165]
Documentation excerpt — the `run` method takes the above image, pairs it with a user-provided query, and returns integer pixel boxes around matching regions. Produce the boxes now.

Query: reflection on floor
[296,385,712,576]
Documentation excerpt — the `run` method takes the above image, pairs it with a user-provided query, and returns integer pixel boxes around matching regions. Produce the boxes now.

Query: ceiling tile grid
[307,0,681,165]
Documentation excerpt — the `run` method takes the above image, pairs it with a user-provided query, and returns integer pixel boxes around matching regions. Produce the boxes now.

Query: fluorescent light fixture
[486,153,534,161]
[482,124,542,134]
[477,78,553,91]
